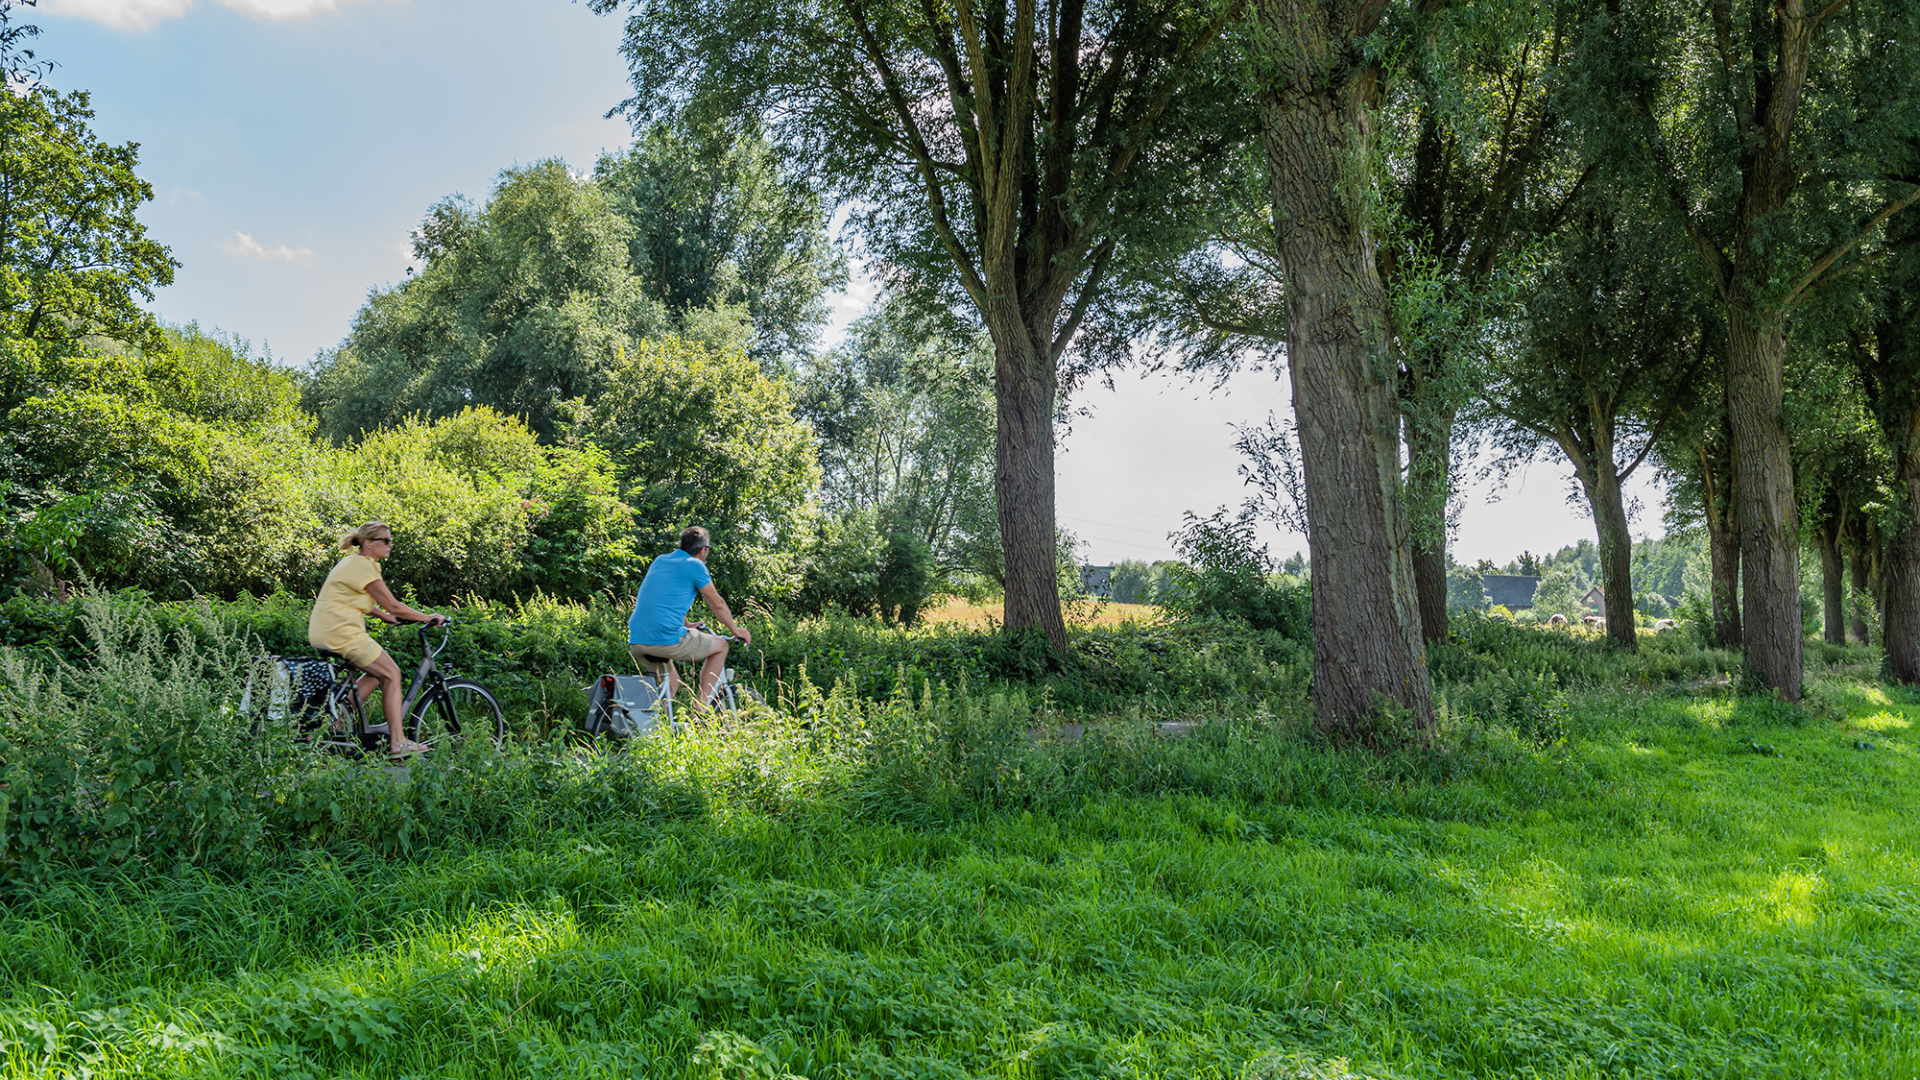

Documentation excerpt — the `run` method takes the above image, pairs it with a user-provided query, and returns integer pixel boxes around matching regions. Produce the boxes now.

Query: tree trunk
[989,326,1069,655]
[1254,0,1434,739]
[1848,533,1873,645]
[1816,511,1846,646]
[1708,519,1742,648]
[1883,405,1920,684]
[1725,309,1802,696]
[1405,411,1452,644]
[1695,438,1742,647]
[1583,464,1639,651]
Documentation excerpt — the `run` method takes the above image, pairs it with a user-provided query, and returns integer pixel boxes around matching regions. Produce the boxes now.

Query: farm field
[3,599,1917,1079]
[921,598,1164,630]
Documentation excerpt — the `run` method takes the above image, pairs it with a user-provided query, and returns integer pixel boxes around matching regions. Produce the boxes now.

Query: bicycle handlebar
[400,616,454,660]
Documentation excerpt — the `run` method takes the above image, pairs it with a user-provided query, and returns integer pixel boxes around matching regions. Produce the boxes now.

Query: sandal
[389,738,432,758]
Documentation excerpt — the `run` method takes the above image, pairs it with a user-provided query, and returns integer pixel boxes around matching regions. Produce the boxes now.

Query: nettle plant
[0,594,301,880]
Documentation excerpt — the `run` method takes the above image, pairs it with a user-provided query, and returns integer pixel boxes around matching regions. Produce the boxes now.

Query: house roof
[1482,574,1541,609]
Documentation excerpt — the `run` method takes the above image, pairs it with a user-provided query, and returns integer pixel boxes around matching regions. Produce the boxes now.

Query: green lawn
[2,664,1918,1078]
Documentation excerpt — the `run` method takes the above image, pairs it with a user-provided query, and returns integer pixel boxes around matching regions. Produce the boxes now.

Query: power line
[1057,515,1178,538]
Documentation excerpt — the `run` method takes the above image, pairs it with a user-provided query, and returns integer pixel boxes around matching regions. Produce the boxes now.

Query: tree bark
[1708,520,1742,648]
[1254,0,1435,739]
[1685,1,1819,697]
[1815,509,1846,646]
[1582,463,1639,651]
[1725,309,1803,695]
[1696,439,1742,647]
[1406,412,1452,644]
[990,325,1069,654]
[1883,403,1920,684]
[1848,529,1873,645]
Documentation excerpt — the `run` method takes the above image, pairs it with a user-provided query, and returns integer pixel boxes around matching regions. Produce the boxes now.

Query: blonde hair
[338,521,393,553]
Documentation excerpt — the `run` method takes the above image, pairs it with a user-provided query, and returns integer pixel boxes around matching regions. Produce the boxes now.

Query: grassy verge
[2,606,1916,1077]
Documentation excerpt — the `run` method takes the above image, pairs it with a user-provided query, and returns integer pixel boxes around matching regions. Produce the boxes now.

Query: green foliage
[792,293,999,585]
[793,508,936,626]
[1446,562,1488,612]
[1528,564,1585,620]
[1106,560,1152,604]
[595,119,845,367]
[304,160,666,443]
[0,593,304,879]
[586,335,818,599]
[1,327,327,598]
[1161,507,1311,638]
[0,86,176,353]
[331,407,644,603]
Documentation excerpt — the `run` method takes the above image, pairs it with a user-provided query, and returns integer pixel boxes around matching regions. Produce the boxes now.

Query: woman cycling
[308,522,446,757]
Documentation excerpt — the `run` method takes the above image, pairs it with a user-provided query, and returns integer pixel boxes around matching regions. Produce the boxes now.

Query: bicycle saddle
[315,648,347,661]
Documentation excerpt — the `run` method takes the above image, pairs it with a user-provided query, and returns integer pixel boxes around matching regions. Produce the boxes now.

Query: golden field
[920,597,1163,629]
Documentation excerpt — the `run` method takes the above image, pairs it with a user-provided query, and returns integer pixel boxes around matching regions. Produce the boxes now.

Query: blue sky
[35,0,637,363]
[34,0,1665,566]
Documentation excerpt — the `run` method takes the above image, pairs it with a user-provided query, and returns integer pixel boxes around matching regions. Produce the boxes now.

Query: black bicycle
[315,618,505,753]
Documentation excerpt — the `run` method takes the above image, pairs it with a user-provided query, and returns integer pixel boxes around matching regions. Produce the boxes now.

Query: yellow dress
[307,554,385,666]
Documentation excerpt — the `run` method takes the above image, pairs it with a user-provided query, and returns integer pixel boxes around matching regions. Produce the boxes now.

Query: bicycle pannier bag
[241,656,335,733]
[582,674,665,738]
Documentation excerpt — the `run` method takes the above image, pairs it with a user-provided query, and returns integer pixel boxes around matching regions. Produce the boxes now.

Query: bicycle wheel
[407,678,506,750]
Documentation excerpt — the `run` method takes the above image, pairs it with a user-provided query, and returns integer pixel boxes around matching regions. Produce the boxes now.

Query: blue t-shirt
[628,550,713,646]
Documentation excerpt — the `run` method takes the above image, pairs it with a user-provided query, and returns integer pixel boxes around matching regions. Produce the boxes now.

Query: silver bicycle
[630,626,762,725]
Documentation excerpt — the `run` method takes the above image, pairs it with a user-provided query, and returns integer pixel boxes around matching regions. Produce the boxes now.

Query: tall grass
[2,597,1917,1076]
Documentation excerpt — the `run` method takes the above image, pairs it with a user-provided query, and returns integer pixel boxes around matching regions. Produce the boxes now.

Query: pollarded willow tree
[594,119,848,370]
[1655,398,1743,648]
[1861,214,1920,683]
[1244,0,1438,734]
[303,160,666,443]
[590,0,1245,653]
[1483,196,1714,651]
[1601,0,1920,698]
[1385,0,1594,645]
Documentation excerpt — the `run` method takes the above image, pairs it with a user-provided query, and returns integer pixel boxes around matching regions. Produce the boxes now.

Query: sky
[31,0,1668,568]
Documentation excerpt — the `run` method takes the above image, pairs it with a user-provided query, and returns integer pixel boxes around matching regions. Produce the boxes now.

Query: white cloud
[41,0,194,29]
[42,0,392,30]
[222,230,315,264]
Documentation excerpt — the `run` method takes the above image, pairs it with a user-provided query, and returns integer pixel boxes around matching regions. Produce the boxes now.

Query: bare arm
[697,583,750,645]
[366,579,445,625]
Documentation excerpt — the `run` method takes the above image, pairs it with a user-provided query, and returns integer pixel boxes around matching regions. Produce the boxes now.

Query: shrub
[794,508,937,625]
[0,594,303,880]
[1161,508,1311,638]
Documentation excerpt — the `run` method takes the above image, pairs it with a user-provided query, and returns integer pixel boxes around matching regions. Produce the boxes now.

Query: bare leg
[693,641,730,712]
[359,651,429,755]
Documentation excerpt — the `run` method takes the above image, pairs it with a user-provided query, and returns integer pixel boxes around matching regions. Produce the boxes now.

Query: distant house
[1081,564,1114,598]
[1581,586,1605,612]
[1482,574,1541,610]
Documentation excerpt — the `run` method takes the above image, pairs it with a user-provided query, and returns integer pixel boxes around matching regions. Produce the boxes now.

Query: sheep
[1653,618,1678,633]
[1582,615,1606,629]
[1489,611,1512,622]
[1548,613,1568,627]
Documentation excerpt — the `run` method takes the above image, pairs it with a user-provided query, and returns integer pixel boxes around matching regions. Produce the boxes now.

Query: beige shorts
[630,629,725,669]
[312,629,385,669]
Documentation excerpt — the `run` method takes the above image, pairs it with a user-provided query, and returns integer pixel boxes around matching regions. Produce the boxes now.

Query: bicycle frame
[321,622,455,744]
[634,629,747,725]
[395,622,456,717]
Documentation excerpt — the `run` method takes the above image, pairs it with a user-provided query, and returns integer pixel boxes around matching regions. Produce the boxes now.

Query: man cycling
[628,526,751,711]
